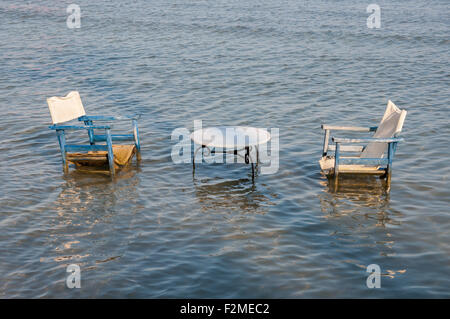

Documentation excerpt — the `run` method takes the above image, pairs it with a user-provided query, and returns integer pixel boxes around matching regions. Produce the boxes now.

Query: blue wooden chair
[319,100,407,189]
[48,91,141,176]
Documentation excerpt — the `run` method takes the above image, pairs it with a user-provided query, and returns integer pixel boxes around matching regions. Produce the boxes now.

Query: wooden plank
[321,163,386,175]
[332,137,404,143]
[339,157,388,165]
[321,125,377,132]
[328,145,364,152]
[324,168,386,175]
[68,159,107,163]
[67,155,107,160]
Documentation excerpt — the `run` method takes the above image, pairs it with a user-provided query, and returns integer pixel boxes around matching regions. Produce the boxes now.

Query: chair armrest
[78,115,141,121]
[49,124,111,130]
[321,125,378,132]
[332,137,404,143]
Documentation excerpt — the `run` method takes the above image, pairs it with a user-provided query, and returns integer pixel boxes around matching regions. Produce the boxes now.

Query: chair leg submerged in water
[47,91,141,176]
[320,100,407,191]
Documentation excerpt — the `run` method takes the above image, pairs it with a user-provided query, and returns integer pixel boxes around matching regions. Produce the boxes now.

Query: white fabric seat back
[47,91,86,124]
[360,100,407,158]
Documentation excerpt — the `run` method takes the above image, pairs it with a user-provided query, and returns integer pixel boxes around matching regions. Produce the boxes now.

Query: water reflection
[318,175,394,224]
[193,176,274,215]
[318,175,403,264]
[192,176,281,262]
[43,169,141,270]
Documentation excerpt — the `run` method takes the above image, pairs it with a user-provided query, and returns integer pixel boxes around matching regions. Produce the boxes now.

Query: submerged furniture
[190,126,271,180]
[47,91,141,176]
[319,100,407,189]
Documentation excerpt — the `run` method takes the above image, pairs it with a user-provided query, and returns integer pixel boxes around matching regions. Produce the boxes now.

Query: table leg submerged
[245,146,255,182]
[192,145,204,172]
[251,162,255,182]
[192,144,258,182]
[254,146,260,182]
[255,145,259,169]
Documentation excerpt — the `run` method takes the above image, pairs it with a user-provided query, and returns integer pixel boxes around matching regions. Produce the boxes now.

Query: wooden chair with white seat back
[320,100,407,190]
[47,91,141,176]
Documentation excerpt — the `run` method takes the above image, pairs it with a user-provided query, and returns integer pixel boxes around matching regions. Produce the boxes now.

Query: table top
[190,126,271,149]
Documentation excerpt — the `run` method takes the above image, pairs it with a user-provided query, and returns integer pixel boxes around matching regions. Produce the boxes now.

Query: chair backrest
[47,91,86,124]
[360,100,407,158]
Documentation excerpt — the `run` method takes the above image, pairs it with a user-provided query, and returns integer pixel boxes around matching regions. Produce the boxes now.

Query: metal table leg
[255,145,259,169]
[193,145,204,173]
[193,144,258,182]
[245,146,255,182]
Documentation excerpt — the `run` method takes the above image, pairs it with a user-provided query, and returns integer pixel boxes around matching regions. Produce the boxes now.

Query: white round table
[190,126,271,180]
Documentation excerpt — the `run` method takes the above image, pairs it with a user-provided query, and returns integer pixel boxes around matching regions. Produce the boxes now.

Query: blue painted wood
[334,142,340,189]
[83,119,95,145]
[133,119,141,161]
[50,112,141,175]
[387,143,394,167]
[65,144,109,152]
[49,124,111,130]
[321,124,377,157]
[93,134,134,142]
[332,137,404,143]
[56,130,68,173]
[78,113,141,160]
[325,139,402,180]
[386,142,394,188]
[392,141,398,157]
[322,129,330,156]
[321,121,404,192]
[78,115,141,121]
[334,142,340,177]
[105,129,115,176]
[79,115,116,121]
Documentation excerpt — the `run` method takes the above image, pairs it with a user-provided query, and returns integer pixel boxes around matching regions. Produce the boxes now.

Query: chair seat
[67,145,136,169]
[319,156,385,175]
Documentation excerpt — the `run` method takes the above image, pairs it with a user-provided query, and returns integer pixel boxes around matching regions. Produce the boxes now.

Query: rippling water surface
[0,0,449,298]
